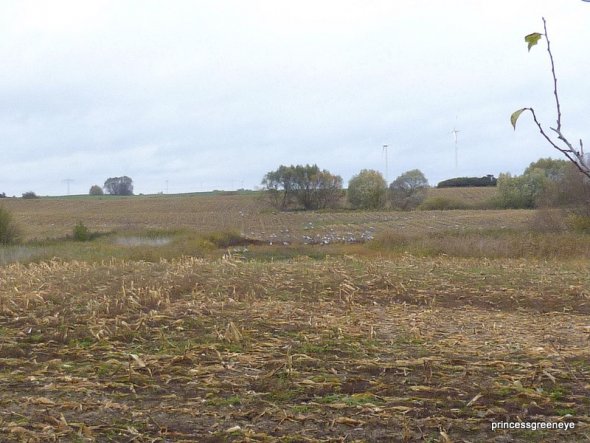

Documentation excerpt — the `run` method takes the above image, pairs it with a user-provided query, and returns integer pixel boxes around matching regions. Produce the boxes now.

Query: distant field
[428,186,497,204]
[2,190,524,244]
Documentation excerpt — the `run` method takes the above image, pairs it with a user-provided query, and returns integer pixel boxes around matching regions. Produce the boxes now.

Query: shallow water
[0,245,43,265]
[114,236,172,247]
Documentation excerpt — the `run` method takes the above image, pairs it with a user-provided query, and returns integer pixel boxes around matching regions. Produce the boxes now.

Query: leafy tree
[89,185,104,196]
[262,165,297,210]
[262,164,343,210]
[104,176,134,196]
[523,158,569,181]
[21,191,39,199]
[389,169,429,210]
[511,18,589,180]
[293,164,342,210]
[347,169,387,209]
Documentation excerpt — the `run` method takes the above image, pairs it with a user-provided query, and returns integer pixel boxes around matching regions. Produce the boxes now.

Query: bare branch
[513,19,589,180]
[542,17,562,132]
[528,108,590,178]
[527,108,563,152]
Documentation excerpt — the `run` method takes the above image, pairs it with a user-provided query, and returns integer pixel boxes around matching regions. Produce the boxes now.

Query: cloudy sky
[0,1,589,196]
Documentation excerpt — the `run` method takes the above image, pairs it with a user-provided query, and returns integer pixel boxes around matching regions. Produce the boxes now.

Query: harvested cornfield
[1,192,530,245]
[0,255,588,441]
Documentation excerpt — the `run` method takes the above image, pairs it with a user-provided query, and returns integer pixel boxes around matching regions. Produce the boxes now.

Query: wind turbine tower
[382,144,389,184]
[451,126,460,171]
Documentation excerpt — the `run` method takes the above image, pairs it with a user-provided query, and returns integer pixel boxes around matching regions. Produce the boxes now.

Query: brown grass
[371,228,590,259]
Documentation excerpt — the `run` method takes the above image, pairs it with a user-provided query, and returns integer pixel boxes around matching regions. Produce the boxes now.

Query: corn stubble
[0,254,588,441]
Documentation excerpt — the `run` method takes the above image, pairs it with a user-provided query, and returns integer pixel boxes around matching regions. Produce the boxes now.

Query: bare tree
[511,18,589,179]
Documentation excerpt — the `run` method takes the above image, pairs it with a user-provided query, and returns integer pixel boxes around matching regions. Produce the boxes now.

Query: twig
[542,17,562,132]
[517,19,590,179]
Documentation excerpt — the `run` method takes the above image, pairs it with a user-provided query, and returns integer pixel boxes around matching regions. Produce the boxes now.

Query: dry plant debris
[0,254,588,441]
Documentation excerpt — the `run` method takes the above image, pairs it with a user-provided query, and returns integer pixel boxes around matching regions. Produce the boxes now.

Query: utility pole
[62,178,74,196]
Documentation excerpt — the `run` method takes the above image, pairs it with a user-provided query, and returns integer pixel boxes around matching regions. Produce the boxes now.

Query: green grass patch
[315,393,383,406]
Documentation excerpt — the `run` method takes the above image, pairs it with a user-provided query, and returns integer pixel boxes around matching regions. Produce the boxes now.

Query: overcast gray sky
[1,0,589,196]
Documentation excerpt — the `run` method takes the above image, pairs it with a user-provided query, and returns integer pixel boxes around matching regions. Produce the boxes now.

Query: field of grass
[0,191,589,441]
[428,186,497,205]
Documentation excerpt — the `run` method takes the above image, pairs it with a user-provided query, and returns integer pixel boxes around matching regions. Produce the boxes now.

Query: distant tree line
[262,165,429,211]
[437,175,497,188]
[22,191,39,199]
[0,176,134,199]
[0,192,39,199]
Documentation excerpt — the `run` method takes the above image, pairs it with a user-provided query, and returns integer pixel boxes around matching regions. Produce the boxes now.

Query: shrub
[0,207,21,245]
[21,191,39,199]
[73,221,91,241]
[347,169,387,209]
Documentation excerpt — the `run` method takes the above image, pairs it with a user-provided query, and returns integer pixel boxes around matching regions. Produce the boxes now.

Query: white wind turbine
[451,120,460,171]
[382,144,389,184]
